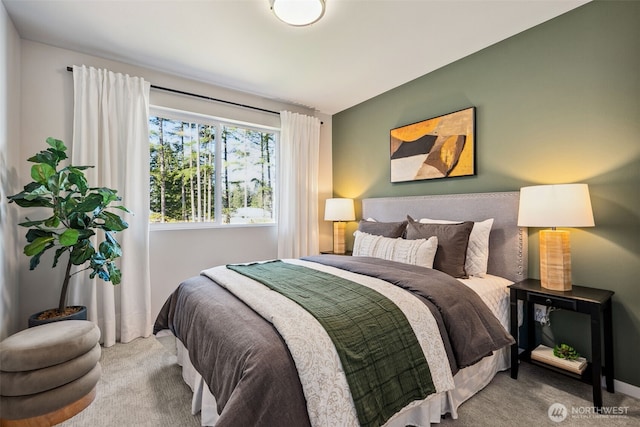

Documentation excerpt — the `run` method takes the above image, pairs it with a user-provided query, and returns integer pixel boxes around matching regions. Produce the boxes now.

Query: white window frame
[149,106,279,231]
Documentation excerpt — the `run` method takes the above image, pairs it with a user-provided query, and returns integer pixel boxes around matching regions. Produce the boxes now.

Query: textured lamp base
[332,221,346,254]
[539,229,572,291]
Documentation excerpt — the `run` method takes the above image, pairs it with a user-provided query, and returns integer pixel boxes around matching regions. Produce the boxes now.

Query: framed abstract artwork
[390,107,476,183]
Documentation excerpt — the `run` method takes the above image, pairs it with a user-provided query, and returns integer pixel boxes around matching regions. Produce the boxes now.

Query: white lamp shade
[270,0,325,26]
[324,198,355,221]
[518,184,595,228]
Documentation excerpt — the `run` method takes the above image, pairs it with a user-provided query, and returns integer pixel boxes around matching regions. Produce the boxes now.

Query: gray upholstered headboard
[362,192,527,283]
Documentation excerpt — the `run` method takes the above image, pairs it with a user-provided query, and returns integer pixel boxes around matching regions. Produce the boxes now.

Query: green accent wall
[333,1,640,388]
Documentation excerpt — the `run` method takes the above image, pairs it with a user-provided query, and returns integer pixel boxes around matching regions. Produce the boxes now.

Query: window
[149,108,277,225]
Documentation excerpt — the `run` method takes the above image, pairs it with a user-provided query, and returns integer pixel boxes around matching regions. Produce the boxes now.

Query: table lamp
[324,198,355,254]
[518,184,594,291]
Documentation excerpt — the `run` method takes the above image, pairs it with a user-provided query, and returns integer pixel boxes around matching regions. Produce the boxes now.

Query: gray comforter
[154,256,514,427]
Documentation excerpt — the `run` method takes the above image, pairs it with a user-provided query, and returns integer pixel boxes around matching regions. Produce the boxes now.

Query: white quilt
[460,274,523,331]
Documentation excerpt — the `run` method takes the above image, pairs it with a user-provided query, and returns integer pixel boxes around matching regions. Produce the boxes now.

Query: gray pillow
[405,217,474,278]
[357,220,407,238]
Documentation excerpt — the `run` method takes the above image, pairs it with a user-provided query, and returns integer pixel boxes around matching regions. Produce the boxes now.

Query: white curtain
[70,65,151,347]
[277,111,321,258]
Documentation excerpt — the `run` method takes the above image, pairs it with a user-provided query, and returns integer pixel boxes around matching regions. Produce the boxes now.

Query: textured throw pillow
[419,218,494,277]
[357,219,407,238]
[352,230,438,269]
[405,217,474,278]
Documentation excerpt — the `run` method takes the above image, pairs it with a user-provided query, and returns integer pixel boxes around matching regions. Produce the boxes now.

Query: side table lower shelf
[519,350,594,383]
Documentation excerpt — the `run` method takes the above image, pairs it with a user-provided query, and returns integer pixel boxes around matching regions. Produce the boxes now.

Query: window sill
[149,222,276,232]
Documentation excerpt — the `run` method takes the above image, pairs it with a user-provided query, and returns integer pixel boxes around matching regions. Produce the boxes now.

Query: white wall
[0,2,22,339]
[15,40,333,326]
[317,111,333,252]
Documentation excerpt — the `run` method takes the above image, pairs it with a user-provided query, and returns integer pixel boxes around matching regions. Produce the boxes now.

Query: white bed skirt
[173,337,509,427]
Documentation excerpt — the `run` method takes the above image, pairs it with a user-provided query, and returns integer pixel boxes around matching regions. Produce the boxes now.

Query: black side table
[509,279,614,409]
[320,250,352,255]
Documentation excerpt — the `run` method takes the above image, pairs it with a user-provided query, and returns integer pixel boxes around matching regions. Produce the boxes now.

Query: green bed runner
[228,261,434,427]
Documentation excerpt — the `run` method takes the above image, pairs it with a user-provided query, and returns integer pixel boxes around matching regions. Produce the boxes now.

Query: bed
[154,191,527,427]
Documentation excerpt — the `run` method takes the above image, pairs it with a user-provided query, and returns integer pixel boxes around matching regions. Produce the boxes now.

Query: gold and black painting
[390,107,475,183]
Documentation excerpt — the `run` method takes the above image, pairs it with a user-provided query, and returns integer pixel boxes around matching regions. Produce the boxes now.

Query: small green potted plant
[553,343,580,360]
[8,137,129,327]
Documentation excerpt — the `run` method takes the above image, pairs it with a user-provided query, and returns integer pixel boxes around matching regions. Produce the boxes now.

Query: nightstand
[509,279,614,409]
[320,250,352,255]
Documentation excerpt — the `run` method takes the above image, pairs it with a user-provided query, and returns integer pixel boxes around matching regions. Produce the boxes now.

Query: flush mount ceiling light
[270,0,326,26]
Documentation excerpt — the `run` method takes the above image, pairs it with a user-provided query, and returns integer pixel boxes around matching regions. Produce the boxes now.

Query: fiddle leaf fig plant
[8,137,130,317]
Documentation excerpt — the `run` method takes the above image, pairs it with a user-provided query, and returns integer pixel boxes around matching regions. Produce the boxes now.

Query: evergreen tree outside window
[149,107,277,225]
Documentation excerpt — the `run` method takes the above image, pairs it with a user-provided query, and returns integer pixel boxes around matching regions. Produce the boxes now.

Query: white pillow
[353,230,438,269]
[418,218,494,277]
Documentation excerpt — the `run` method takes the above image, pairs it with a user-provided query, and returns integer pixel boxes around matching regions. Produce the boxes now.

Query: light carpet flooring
[59,335,200,427]
[59,335,639,426]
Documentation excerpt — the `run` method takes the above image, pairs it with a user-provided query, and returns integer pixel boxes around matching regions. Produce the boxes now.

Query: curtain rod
[66,66,280,116]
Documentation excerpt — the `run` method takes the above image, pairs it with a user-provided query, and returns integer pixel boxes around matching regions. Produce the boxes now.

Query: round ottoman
[0,320,101,426]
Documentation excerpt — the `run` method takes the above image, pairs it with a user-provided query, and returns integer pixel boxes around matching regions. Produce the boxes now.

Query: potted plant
[7,137,129,327]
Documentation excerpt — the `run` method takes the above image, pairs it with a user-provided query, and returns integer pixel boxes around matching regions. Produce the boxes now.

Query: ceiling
[3,0,589,115]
